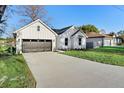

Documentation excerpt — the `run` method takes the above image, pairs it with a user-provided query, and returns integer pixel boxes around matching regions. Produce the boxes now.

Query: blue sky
[5,5,124,37]
[45,5,124,32]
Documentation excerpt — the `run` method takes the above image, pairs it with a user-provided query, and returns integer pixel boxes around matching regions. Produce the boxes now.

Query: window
[18,39,20,42]
[39,40,44,42]
[65,38,68,46]
[37,26,40,31]
[79,38,82,45]
[31,39,38,42]
[23,39,30,42]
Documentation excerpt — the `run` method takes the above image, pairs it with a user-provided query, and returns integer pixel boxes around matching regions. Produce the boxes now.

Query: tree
[109,32,116,36]
[17,5,51,26]
[117,30,124,36]
[0,5,7,36]
[79,24,99,33]
[0,22,6,37]
[117,30,124,43]
[0,5,15,37]
[0,5,6,22]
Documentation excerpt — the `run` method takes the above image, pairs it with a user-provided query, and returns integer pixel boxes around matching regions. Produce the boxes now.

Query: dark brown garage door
[22,39,52,53]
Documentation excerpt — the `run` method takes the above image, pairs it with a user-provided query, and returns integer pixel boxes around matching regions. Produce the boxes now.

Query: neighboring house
[53,26,87,50]
[86,32,122,48]
[116,37,122,44]
[13,19,87,53]
[105,34,122,45]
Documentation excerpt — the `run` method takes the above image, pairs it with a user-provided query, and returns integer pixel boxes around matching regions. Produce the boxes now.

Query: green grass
[0,45,9,52]
[92,46,124,55]
[0,47,36,87]
[63,46,124,67]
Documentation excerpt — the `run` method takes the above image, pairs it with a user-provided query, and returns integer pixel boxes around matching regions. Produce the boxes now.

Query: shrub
[6,47,16,55]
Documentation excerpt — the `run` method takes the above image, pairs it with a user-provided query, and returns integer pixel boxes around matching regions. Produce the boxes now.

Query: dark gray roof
[52,25,73,35]
[71,30,80,37]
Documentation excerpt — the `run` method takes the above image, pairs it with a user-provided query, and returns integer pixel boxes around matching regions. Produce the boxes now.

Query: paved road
[23,52,124,88]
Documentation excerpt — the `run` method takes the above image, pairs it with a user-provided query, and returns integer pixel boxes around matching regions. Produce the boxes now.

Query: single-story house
[116,36,123,44]
[105,34,122,45]
[53,26,87,50]
[86,32,122,48]
[13,19,87,53]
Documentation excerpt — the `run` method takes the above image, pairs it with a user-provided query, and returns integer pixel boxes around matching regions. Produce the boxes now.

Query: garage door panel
[38,42,44,51]
[22,39,52,53]
[44,42,52,51]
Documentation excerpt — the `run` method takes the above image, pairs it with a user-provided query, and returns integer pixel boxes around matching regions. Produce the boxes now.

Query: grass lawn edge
[61,50,124,67]
[22,55,37,88]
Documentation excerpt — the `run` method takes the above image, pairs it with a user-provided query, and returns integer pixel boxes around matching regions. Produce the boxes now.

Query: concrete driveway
[23,52,124,88]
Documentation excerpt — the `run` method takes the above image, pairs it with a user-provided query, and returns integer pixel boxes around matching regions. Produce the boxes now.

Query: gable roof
[86,32,106,38]
[71,30,80,37]
[71,29,88,38]
[85,32,114,39]
[13,19,58,36]
[86,32,105,38]
[52,25,73,35]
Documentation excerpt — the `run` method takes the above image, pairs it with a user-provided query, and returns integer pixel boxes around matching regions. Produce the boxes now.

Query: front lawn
[92,46,124,55]
[63,46,124,67]
[0,46,36,88]
[0,45,9,52]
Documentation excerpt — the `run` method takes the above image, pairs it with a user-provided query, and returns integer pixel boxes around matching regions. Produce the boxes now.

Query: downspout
[55,36,57,51]
[102,37,104,47]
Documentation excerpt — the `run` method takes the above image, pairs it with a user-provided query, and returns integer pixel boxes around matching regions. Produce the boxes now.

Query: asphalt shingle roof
[85,32,113,38]
[52,25,73,35]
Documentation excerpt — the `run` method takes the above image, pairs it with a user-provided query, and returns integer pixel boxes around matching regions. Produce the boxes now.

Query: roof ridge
[53,25,73,30]
[60,25,73,30]
[52,25,73,35]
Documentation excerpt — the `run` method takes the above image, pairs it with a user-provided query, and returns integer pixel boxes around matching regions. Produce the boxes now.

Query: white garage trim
[13,19,57,54]
[13,19,58,36]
